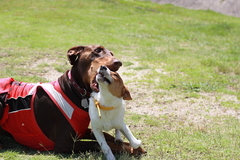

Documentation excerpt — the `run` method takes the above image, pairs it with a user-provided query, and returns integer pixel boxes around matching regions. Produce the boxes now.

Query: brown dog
[0,45,146,155]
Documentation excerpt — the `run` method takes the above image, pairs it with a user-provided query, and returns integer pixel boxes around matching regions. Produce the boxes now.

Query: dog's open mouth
[91,80,99,92]
[91,66,112,92]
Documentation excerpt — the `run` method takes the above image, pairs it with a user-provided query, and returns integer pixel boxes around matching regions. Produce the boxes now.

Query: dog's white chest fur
[89,92,125,131]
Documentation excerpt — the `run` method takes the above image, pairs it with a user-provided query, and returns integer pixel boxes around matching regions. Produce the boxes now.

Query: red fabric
[0,78,54,151]
[49,81,90,138]
[0,78,90,151]
[2,105,55,151]
[0,78,15,95]
[6,80,37,99]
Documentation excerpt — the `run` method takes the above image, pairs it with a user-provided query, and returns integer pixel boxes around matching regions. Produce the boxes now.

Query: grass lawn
[0,0,240,159]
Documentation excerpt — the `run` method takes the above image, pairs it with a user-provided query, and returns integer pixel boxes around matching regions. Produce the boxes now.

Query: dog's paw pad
[114,138,123,145]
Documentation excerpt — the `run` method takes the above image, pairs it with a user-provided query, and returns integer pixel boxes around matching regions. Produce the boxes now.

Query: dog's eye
[92,53,100,58]
[94,48,102,53]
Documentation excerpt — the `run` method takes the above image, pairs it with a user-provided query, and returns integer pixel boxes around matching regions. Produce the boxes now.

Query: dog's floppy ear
[67,46,85,65]
[123,86,132,100]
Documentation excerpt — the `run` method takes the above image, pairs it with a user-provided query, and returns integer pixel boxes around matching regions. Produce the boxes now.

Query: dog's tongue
[91,82,99,92]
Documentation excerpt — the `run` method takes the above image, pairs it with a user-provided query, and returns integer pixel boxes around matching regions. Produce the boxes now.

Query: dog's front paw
[131,146,147,157]
[114,138,123,145]
[131,140,142,149]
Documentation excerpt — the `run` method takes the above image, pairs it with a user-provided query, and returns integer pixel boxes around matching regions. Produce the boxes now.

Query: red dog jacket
[0,78,90,151]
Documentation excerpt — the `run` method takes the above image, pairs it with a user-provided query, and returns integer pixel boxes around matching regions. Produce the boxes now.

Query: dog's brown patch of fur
[108,71,132,100]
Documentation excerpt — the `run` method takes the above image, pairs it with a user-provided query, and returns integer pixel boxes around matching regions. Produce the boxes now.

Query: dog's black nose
[113,60,122,67]
[100,65,107,71]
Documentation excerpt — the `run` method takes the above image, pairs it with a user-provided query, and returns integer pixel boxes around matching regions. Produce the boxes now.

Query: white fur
[89,67,142,160]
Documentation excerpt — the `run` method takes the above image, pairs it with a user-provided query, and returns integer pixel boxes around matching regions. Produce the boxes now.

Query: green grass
[0,0,240,159]
[126,113,240,159]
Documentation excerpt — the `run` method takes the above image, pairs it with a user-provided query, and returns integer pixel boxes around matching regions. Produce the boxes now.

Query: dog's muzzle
[96,65,111,84]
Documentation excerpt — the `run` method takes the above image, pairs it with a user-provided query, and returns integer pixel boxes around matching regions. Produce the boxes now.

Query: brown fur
[108,71,132,100]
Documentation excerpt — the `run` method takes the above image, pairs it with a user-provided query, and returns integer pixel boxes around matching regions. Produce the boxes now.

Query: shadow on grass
[0,135,140,160]
[0,134,99,159]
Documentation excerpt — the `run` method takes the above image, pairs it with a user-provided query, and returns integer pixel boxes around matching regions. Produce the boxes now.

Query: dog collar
[68,71,91,97]
[94,99,115,119]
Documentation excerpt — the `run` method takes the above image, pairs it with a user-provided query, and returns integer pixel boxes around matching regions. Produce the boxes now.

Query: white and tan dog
[89,65,142,160]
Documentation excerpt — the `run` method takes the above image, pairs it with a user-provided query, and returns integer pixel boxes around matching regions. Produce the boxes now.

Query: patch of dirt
[43,69,63,81]
[118,60,240,125]
[29,58,63,81]
[151,0,240,18]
